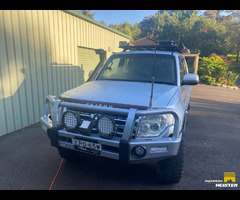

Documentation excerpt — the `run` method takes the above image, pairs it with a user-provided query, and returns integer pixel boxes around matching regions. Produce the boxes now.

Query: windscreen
[96,53,176,85]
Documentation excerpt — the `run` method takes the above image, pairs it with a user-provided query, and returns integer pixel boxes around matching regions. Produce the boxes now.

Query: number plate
[72,138,102,152]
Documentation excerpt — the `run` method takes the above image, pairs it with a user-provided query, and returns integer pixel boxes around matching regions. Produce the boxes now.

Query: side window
[179,57,188,81]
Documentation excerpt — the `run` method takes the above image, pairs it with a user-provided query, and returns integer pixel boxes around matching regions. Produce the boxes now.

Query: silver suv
[40,40,199,184]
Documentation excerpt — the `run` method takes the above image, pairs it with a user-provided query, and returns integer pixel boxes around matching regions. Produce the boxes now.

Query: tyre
[156,136,185,184]
[58,147,78,161]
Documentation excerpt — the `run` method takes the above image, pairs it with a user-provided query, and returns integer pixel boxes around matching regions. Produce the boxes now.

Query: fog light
[131,146,147,159]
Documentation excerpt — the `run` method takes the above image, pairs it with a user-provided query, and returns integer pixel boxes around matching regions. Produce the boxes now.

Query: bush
[200,75,216,85]
[198,55,228,78]
[227,71,239,86]
[198,54,239,86]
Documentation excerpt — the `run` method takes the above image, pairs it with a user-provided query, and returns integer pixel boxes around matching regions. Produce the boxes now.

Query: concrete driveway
[0,84,240,190]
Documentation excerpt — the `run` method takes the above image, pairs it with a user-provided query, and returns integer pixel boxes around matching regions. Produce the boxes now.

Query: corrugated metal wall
[0,10,130,136]
[78,47,101,82]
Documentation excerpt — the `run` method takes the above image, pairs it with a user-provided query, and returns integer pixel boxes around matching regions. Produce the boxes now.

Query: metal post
[193,54,199,74]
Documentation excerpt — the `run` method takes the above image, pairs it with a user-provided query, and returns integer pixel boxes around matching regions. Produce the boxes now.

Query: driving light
[97,116,116,139]
[131,146,147,159]
[62,111,80,132]
[136,114,174,138]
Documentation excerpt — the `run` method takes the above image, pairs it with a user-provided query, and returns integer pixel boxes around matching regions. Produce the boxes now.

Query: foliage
[138,10,230,57]
[198,54,239,86]
[226,71,239,86]
[77,10,95,19]
[200,75,216,85]
[228,56,240,73]
[109,22,141,41]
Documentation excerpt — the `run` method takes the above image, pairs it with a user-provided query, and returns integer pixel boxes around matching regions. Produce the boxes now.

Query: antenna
[149,44,157,109]
[149,10,159,109]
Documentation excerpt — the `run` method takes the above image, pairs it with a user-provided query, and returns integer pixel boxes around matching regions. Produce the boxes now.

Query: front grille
[63,110,136,138]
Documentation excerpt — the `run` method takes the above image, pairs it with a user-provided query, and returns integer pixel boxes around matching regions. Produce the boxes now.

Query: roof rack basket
[119,40,190,54]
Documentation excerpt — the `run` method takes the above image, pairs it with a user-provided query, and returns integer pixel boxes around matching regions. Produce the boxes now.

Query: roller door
[78,47,100,83]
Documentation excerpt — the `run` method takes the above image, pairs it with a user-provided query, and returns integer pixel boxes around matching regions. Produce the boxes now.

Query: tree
[138,10,230,56]
[138,14,157,38]
[220,12,240,62]
[203,10,221,20]
[77,10,95,19]
[109,22,141,41]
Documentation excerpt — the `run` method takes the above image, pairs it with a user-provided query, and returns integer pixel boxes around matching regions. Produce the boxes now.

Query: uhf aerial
[148,10,160,109]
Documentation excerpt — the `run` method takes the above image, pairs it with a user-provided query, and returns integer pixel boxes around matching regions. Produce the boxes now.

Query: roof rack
[119,40,190,54]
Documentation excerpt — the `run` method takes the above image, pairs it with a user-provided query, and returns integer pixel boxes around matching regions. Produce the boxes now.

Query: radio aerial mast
[149,10,159,109]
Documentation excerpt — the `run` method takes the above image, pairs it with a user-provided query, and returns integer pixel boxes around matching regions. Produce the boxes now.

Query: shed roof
[131,37,158,46]
[63,10,132,40]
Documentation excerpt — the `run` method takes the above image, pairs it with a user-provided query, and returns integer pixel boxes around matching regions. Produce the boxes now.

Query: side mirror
[88,70,93,78]
[182,73,199,85]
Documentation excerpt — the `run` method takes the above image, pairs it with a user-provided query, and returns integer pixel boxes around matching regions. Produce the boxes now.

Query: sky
[91,10,159,25]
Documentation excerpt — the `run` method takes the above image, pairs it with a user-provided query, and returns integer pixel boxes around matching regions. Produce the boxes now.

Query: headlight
[62,111,80,132]
[136,114,174,137]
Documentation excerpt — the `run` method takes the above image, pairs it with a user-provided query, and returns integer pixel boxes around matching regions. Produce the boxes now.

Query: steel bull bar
[40,95,181,163]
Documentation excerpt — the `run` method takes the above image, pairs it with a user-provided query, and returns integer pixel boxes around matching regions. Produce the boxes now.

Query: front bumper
[40,95,182,163]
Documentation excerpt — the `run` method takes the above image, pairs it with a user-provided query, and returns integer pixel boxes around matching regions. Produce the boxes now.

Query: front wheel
[155,136,185,184]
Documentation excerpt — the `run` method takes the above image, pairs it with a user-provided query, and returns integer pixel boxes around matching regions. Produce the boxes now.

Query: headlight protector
[136,114,174,138]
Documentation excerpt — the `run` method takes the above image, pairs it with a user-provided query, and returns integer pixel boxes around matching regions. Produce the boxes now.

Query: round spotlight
[62,111,80,132]
[97,116,116,139]
[131,146,147,159]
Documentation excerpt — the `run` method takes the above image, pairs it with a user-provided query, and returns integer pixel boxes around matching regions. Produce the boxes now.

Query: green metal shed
[0,10,131,136]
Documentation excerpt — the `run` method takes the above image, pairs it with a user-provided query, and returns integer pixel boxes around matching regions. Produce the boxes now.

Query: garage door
[78,47,101,83]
